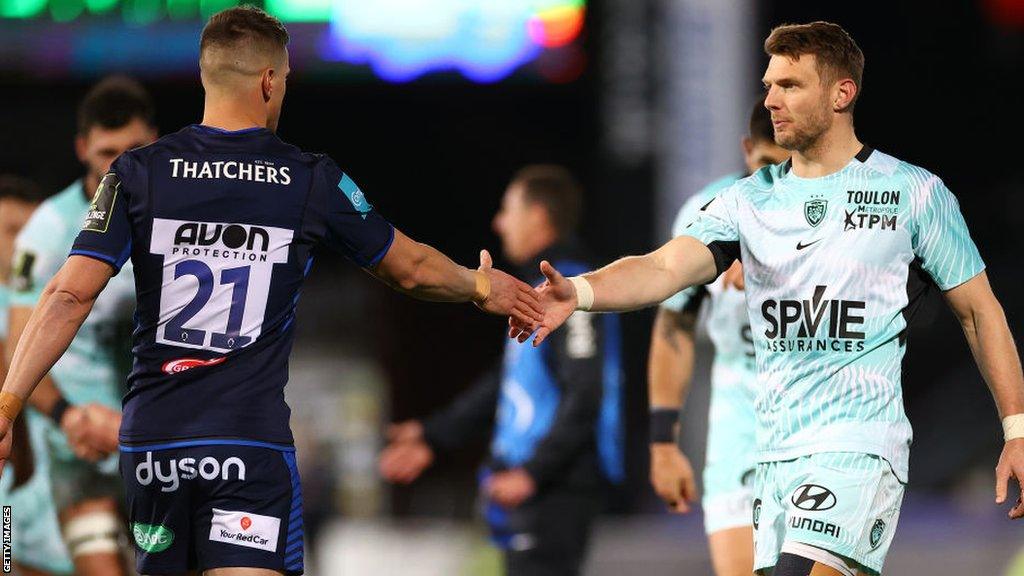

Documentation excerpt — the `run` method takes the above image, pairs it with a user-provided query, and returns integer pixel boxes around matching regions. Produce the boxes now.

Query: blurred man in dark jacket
[380,165,623,576]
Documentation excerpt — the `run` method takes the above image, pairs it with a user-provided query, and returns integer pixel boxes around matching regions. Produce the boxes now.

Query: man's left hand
[996,437,1024,519]
[486,468,537,508]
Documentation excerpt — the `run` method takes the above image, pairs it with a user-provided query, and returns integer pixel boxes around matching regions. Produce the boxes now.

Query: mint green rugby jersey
[662,173,759,479]
[663,173,755,367]
[9,180,135,409]
[681,147,985,481]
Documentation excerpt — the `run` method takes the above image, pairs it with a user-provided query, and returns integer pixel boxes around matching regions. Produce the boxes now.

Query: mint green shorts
[752,452,905,575]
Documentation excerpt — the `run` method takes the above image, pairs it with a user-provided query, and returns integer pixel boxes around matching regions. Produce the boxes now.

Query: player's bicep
[651,235,720,289]
[48,256,114,305]
[941,270,997,326]
[367,228,423,286]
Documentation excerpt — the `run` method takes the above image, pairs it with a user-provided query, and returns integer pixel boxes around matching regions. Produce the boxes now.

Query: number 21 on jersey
[151,218,293,352]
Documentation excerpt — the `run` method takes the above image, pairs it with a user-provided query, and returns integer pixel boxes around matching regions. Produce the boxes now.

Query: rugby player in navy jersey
[0,6,544,576]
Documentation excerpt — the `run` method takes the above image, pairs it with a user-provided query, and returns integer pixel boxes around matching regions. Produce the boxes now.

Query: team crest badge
[804,199,828,227]
[869,518,886,549]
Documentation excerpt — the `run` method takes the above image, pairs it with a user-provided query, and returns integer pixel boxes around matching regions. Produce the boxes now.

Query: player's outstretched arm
[515,235,719,346]
[0,255,113,475]
[943,271,1024,518]
[370,229,544,326]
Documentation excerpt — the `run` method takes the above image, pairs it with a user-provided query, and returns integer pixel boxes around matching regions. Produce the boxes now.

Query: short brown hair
[512,165,583,237]
[200,5,289,62]
[0,174,46,203]
[764,22,865,110]
[77,75,155,135]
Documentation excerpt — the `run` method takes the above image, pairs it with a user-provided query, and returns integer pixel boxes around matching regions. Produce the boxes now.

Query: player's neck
[791,121,862,179]
[201,96,267,132]
[84,173,100,200]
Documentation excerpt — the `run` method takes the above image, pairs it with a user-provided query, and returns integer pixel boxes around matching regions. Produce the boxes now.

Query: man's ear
[834,78,858,112]
[261,69,274,103]
[741,136,754,157]
[75,134,88,162]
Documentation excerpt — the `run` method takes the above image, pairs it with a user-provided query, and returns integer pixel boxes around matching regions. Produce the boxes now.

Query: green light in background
[122,0,162,25]
[199,0,235,18]
[166,0,197,19]
[84,0,118,14]
[0,0,48,18]
[266,0,329,22]
[50,0,83,21]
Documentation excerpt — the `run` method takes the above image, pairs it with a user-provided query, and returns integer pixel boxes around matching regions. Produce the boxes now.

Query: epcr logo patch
[791,484,837,511]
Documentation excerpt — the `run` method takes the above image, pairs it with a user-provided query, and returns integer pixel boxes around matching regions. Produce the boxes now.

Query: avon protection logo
[761,285,866,353]
[135,451,246,492]
[172,222,272,262]
[133,523,174,553]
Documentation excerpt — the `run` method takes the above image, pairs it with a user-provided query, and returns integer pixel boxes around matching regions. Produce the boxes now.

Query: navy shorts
[120,441,304,575]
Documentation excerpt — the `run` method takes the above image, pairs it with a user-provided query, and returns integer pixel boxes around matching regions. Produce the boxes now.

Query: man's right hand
[510,260,577,347]
[650,443,699,513]
[379,419,434,484]
[0,417,13,477]
[61,403,121,462]
[475,250,545,328]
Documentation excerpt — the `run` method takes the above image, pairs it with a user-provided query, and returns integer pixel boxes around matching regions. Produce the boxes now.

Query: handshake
[58,403,121,462]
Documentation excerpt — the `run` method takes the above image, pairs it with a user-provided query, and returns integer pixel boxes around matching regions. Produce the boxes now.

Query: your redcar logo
[162,357,226,374]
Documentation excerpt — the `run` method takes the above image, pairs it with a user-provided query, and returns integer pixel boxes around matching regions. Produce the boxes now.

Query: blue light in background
[323,0,569,83]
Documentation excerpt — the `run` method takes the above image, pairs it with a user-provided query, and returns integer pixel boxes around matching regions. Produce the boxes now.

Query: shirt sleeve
[662,191,716,311]
[71,155,134,273]
[911,176,985,290]
[421,367,501,453]
[312,157,395,267]
[678,185,741,277]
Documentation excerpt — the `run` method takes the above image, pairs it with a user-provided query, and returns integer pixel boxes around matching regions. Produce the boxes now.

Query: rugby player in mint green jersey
[647,99,789,576]
[515,21,1024,576]
[6,77,157,576]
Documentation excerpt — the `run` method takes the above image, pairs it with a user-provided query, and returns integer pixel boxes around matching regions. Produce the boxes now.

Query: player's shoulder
[868,150,953,202]
[16,185,77,251]
[735,163,785,193]
[703,172,744,195]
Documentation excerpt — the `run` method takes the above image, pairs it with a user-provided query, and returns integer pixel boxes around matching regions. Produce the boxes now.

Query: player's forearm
[26,375,64,415]
[961,300,1024,418]
[647,309,696,409]
[585,236,718,312]
[1,283,95,402]
[374,230,480,303]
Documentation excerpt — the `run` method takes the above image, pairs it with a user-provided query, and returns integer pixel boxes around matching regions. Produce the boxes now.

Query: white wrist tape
[567,276,594,311]
[1003,414,1024,441]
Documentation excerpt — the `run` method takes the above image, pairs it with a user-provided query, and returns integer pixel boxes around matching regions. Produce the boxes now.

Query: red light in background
[528,6,586,49]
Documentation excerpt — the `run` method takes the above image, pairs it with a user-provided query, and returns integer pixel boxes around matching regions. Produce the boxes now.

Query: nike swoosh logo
[796,239,822,250]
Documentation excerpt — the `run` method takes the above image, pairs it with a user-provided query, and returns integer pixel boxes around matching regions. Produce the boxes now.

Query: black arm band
[649,407,680,443]
[49,397,71,425]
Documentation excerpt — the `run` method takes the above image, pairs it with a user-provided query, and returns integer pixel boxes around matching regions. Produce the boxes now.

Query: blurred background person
[380,165,624,576]
[647,99,788,576]
[0,174,73,576]
[6,76,156,576]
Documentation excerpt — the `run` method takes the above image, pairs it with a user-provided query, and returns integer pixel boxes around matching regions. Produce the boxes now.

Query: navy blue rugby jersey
[71,125,395,445]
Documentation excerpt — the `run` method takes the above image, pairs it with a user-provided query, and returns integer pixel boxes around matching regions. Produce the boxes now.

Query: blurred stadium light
[0,0,587,81]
